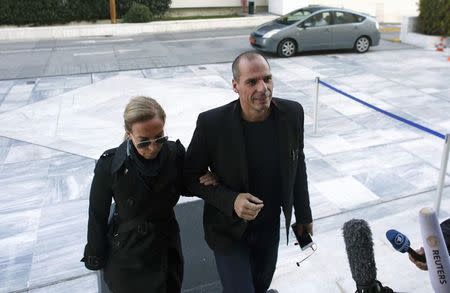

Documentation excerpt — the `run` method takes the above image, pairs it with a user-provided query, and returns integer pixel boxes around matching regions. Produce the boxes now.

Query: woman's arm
[82,157,113,270]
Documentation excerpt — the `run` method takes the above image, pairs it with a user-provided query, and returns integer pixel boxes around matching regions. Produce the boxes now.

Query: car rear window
[334,11,365,24]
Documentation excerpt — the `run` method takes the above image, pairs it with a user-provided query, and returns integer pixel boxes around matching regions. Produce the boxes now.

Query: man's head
[232,52,273,122]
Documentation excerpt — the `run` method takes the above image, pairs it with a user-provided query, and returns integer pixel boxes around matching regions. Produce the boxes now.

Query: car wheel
[354,36,370,53]
[278,39,296,57]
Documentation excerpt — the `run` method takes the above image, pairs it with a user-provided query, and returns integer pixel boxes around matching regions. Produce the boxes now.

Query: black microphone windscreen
[343,219,377,287]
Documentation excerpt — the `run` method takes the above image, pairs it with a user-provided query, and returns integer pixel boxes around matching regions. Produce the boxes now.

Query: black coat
[82,139,185,293]
[184,98,312,254]
[441,218,450,253]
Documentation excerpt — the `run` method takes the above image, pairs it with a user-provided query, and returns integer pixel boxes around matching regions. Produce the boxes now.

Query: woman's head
[124,96,167,159]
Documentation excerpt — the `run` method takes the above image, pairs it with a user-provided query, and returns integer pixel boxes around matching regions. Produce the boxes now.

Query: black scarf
[127,139,163,177]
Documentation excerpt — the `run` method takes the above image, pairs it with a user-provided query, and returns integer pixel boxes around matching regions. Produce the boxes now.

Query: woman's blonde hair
[123,96,166,140]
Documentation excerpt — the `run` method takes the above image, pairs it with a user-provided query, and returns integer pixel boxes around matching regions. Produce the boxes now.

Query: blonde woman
[82,96,217,293]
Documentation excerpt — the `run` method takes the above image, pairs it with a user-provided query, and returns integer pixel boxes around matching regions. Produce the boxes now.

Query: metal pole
[313,77,320,136]
[435,134,450,217]
[109,0,117,24]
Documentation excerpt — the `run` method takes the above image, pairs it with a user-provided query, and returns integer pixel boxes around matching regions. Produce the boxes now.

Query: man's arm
[293,105,313,231]
[184,114,239,219]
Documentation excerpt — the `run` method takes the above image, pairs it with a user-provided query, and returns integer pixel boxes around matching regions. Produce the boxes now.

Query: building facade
[170,0,419,23]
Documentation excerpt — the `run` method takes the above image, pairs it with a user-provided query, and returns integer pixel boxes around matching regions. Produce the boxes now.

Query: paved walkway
[0,46,449,292]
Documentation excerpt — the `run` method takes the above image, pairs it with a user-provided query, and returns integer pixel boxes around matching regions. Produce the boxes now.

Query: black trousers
[214,222,280,293]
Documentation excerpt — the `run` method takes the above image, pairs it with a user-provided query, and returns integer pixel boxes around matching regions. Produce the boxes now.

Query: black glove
[81,255,104,270]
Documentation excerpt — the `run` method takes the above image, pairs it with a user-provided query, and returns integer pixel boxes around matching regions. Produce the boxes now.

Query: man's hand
[199,171,219,186]
[234,193,264,221]
[296,222,313,237]
[409,247,428,271]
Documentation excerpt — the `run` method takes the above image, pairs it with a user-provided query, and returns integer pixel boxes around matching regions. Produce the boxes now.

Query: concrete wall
[171,0,268,8]
[400,16,450,50]
[269,0,308,15]
[174,0,419,23]
[307,0,418,23]
[0,15,276,41]
[167,6,268,17]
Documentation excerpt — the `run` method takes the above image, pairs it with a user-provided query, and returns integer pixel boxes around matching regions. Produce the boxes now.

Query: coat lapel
[273,100,297,243]
[275,108,290,204]
[230,102,249,191]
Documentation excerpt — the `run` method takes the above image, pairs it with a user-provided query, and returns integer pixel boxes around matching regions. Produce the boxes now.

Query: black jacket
[82,139,185,292]
[184,98,312,253]
[441,218,450,253]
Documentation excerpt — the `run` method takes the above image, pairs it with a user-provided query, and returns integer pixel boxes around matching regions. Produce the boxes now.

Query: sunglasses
[134,136,168,149]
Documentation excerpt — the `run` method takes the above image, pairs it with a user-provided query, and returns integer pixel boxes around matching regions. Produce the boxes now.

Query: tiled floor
[0,48,449,292]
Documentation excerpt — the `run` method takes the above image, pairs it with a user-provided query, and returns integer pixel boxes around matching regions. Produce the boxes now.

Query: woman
[82,96,216,292]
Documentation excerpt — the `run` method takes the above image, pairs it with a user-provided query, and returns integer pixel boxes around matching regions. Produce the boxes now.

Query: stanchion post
[435,134,450,216]
[313,77,320,136]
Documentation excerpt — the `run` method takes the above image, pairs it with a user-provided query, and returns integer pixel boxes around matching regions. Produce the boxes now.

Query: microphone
[419,207,450,293]
[385,229,426,263]
[343,219,393,293]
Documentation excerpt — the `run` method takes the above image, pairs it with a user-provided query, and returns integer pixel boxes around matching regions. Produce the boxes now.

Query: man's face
[232,56,273,118]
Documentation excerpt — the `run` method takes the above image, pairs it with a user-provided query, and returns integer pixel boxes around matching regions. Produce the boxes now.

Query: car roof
[311,6,370,17]
[305,5,334,13]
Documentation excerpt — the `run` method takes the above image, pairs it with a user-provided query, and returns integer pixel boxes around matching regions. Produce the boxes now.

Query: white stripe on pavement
[76,38,133,44]
[73,51,113,56]
[0,48,52,54]
[162,35,248,43]
[73,49,141,56]
[117,49,141,54]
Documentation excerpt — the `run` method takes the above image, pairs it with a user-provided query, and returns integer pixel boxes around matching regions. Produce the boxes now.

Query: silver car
[250,6,380,57]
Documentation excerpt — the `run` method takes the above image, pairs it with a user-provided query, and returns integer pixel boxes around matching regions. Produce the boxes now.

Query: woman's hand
[199,171,219,186]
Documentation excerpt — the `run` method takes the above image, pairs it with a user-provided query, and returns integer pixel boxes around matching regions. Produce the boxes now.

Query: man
[184,52,313,293]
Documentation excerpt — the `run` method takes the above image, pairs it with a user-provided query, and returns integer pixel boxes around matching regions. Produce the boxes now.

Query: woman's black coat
[82,139,185,293]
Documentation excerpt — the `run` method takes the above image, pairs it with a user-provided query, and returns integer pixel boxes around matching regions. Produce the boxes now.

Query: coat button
[127,198,135,207]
